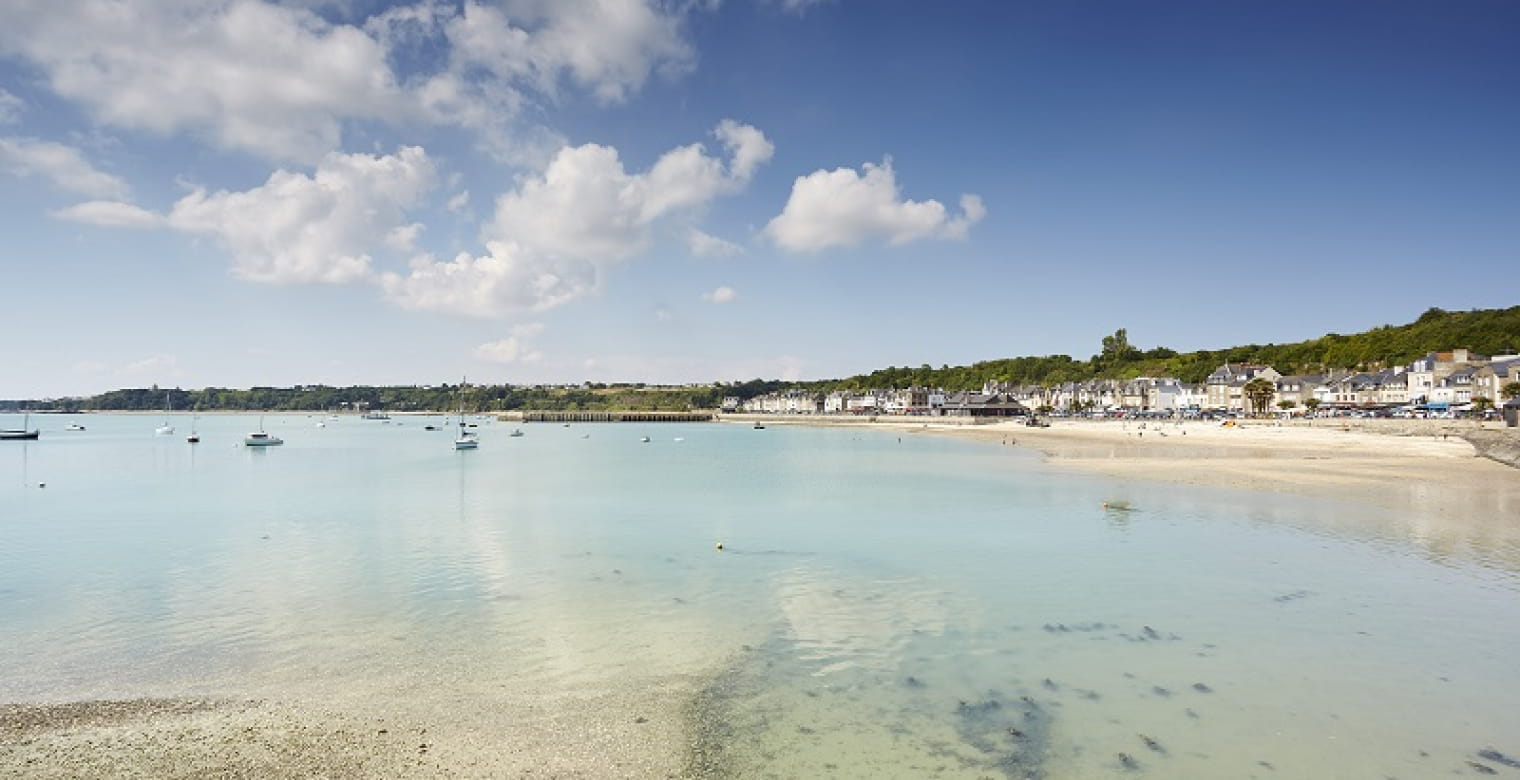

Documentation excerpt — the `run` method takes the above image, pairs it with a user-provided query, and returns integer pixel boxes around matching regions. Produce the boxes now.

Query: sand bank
[2,684,699,778]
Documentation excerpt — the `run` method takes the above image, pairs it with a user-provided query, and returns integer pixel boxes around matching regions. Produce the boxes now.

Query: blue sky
[2,0,1516,398]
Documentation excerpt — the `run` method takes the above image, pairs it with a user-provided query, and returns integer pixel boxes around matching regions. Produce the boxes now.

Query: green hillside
[5,307,1517,411]
[821,305,1520,391]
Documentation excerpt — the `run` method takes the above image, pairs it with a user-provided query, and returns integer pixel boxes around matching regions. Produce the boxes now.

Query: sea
[3,414,1519,778]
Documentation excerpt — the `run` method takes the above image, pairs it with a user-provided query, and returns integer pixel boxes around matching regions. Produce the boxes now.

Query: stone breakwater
[1462,430,1520,470]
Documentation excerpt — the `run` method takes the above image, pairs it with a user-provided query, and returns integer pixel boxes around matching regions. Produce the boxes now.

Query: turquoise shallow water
[3,414,1519,778]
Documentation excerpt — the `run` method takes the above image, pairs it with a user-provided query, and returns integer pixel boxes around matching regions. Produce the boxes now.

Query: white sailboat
[245,416,283,447]
[187,411,200,444]
[154,390,175,435]
[1,411,40,440]
[454,379,479,450]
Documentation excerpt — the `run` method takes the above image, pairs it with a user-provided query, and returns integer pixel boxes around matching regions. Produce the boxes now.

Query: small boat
[361,411,391,421]
[509,428,524,437]
[155,390,175,435]
[640,435,651,443]
[2,411,39,440]
[753,422,765,430]
[187,412,200,443]
[424,424,440,431]
[453,378,479,450]
[66,423,86,431]
[245,417,282,447]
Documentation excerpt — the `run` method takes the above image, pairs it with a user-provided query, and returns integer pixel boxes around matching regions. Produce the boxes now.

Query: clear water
[3,415,1519,778]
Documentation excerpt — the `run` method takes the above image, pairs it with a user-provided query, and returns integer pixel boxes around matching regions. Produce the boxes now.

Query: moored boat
[245,417,282,447]
[2,411,40,440]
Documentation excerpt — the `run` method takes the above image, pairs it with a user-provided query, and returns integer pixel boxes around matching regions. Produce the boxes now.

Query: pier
[512,410,714,423]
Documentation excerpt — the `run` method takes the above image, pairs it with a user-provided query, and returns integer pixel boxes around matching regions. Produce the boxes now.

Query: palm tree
[1243,378,1277,418]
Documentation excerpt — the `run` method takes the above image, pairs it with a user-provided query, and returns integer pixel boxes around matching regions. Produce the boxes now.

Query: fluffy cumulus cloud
[0,136,129,198]
[0,0,408,162]
[443,0,694,105]
[765,158,985,252]
[702,285,737,303]
[166,146,436,284]
[474,323,545,364]
[383,120,771,316]
[0,0,704,162]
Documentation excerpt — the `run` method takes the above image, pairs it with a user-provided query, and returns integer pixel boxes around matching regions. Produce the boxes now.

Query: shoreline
[9,415,1518,776]
[728,415,1520,555]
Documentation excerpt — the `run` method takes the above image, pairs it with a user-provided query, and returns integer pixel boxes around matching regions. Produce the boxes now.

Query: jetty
[513,410,714,423]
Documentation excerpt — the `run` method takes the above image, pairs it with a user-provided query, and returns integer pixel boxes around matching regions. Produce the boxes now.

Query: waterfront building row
[730,350,1520,417]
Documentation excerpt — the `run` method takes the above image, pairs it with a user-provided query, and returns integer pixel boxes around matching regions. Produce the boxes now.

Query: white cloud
[382,243,598,316]
[446,190,470,213]
[0,136,129,197]
[0,89,21,123]
[383,121,771,317]
[0,1,704,163]
[702,285,737,303]
[654,306,672,322]
[686,228,743,257]
[475,322,545,364]
[0,0,410,162]
[765,158,985,252]
[714,118,773,182]
[444,0,694,105]
[167,146,436,284]
[51,200,163,228]
[385,222,425,251]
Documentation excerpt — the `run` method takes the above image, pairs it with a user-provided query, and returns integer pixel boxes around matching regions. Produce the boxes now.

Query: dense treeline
[5,380,791,413]
[3,307,1515,411]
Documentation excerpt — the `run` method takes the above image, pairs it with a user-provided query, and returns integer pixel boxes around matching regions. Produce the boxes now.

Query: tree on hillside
[1101,329,1131,360]
[1243,377,1277,417]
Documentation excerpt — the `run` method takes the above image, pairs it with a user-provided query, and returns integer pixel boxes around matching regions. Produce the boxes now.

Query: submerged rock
[953,692,1054,779]
[1478,749,1520,769]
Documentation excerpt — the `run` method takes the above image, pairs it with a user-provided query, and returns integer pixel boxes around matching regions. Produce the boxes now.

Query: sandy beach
[742,414,1520,509]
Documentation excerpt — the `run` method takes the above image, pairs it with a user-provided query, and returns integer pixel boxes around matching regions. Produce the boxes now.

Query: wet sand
[2,686,699,778]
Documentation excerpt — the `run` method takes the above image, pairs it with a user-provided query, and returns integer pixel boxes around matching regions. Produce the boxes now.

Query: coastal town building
[1205,364,1282,412]
[733,348,1502,419]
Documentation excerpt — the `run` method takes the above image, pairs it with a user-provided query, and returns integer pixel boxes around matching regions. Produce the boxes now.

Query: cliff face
[1462,430,1520,471]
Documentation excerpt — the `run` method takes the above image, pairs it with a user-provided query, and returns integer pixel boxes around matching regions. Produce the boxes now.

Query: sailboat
[1,411,40,440]
[244,416,283,447]
[154,390,175,435]
[187,410,200,443]
[454,379,479,450]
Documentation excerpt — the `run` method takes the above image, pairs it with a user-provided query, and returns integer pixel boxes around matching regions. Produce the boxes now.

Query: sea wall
[1461,430,1520,471]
